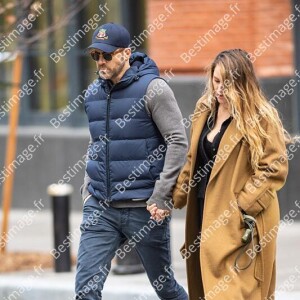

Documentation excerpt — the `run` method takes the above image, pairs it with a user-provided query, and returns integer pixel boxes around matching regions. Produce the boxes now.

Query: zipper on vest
[106,92,111,201]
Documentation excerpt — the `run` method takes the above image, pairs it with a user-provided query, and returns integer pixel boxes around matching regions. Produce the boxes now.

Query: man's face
[90,48,129,83]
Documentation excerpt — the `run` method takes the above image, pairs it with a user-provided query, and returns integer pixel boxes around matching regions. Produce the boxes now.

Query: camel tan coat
[173,99,288,300]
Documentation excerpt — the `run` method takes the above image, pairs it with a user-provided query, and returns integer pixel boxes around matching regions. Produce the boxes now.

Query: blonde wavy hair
[201,48,293,170]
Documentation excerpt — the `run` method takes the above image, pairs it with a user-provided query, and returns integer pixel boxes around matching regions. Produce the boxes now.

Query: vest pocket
[148,165,155,180]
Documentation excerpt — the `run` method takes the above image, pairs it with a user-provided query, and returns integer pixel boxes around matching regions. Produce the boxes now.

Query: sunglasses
[90,49,123,62]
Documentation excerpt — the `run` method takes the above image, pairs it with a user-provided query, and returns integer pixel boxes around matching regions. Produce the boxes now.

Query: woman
[172,49,292,299]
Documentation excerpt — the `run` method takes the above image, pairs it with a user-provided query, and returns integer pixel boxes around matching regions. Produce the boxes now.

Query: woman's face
[212,64,228,107]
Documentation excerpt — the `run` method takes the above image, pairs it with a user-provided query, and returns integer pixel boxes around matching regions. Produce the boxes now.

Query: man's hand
[147,203,170,221]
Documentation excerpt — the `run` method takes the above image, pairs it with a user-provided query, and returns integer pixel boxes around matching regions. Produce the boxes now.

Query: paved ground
[0,209,300,299]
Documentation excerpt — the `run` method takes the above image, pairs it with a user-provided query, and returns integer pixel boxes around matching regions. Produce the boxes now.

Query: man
[75,22,188,300]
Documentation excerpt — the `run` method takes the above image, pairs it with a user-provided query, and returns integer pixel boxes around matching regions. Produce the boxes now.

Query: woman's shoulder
[188,97,211,125]
[194,97,211,114]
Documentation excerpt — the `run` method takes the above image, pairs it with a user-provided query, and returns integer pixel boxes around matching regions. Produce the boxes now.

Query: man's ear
[124,48,131,60]
[115,48,131,63]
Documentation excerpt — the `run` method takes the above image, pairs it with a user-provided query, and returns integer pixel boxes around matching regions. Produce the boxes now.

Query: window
[0,0,146,126]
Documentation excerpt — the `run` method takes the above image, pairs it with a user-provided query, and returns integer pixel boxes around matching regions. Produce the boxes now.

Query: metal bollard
[112,242,145,275]
[47,183,73,272]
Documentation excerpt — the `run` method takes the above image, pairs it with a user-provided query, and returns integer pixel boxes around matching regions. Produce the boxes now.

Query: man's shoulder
[146,77,173,99]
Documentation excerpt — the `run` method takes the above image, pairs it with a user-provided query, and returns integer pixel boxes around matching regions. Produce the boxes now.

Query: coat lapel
[190,109,210,173]
[208,119,243,183]
[189,102,244,185]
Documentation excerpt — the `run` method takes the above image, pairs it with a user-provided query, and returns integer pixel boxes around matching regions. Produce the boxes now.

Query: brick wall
[146,0,294,77]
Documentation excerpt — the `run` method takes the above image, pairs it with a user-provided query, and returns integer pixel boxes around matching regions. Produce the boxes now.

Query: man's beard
[99,59,126,82]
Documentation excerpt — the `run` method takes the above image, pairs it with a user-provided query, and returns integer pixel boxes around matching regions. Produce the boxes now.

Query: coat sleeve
[236,121,288,217]
[172,101,208,209]
[172,145,192,209]
[172,117,195,209]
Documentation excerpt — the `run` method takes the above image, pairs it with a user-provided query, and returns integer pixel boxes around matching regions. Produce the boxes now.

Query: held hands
[147,203,171,221]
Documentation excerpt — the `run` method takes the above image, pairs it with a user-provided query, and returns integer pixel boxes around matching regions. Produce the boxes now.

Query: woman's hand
[147,203,170,221]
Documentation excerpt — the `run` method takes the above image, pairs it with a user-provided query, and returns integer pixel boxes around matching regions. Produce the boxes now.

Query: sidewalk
[0,209,300,299]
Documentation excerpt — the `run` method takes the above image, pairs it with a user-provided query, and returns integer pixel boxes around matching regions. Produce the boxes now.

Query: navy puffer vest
[85,52,166,202]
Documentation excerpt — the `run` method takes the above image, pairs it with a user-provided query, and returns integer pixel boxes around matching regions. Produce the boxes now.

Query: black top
[195,114,232,199]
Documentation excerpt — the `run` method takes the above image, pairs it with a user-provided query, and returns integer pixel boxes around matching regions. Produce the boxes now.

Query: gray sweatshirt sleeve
[80,136,92,202]
[145,78,188,210]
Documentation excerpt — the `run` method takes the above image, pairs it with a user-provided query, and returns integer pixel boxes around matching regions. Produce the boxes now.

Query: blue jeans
[75,197,188,300]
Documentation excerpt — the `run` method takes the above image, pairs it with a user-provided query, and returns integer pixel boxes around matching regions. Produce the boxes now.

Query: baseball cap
[88,23,131,53]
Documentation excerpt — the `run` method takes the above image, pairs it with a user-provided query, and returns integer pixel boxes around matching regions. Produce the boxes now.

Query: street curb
[0,271,299,300]
[0,271,159,300]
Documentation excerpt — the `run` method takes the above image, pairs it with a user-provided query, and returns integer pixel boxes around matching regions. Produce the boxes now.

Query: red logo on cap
[96,28,108,40]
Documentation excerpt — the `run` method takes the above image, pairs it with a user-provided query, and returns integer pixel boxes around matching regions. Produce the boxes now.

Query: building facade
[0,0,299,217]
